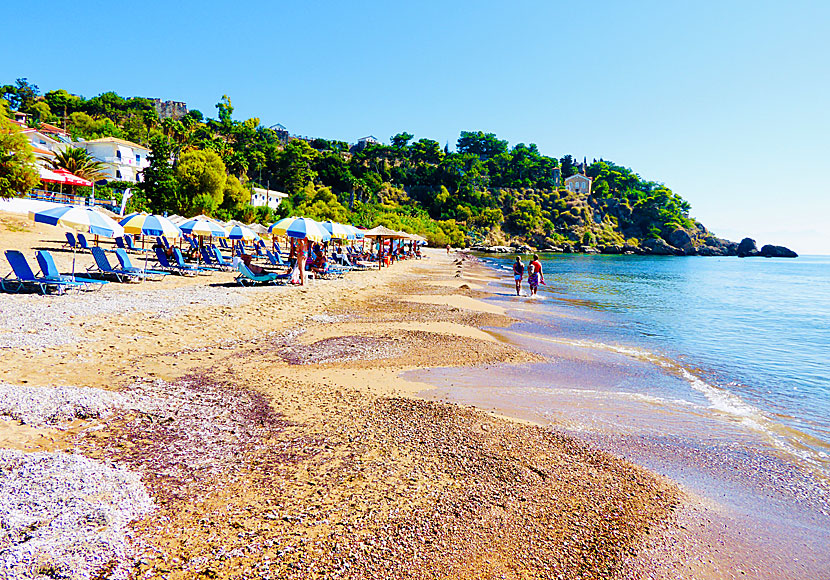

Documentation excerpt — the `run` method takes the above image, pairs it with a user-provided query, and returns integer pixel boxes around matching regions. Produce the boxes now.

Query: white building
[251,187,288,210]
[74,137,151,182]
[21,130,68,167]
[564,173,593,195]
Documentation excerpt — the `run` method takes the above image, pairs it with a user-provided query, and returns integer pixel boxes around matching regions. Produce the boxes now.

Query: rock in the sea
[667,228,696,255]
[642,238,679,255]
[542,246,563,253]
[561,243,575,253]
[600,245,623,254]
[737,238,760,257]
[696,245,723,256]
[760,244,798,258]
[582,246,601,254]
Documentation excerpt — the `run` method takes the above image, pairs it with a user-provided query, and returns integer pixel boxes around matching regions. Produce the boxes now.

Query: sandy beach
[0,210,681,579]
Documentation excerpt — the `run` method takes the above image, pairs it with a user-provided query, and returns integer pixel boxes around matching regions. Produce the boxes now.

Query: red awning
[38,166,93,187]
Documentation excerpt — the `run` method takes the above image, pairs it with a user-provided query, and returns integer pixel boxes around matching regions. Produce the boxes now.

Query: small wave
[500,332,829,472]
[562,338,830,471]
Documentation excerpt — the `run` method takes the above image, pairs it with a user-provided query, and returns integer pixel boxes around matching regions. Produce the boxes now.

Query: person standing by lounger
[527,254,544,296]
[297,238,308,285]
[512,256,524,296]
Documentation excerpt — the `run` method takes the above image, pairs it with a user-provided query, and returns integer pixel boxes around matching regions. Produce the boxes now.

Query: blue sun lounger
[236,262,288,286]
[171,248,217,274]
[88,246,143,282]
[114,248,169,280]
[153,247,198,276]
[64,232,79,249]
[200,247,232,271]
[211,247,233,269]
[36,250,108,291]
[2,250,83,295]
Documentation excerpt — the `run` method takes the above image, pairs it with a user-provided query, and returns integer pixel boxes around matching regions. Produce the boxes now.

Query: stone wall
[151,99,188,120]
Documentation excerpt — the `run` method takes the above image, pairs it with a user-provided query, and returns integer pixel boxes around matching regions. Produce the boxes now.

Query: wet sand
[414,255,830,580]
[0,210,683,579]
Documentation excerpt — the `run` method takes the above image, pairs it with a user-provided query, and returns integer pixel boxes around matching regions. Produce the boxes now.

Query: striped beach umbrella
[344,224,364,239]
[179,216,228,238]
[320,220,353,240]
[226,223,259,240]
[268,217,330,242]
[29,205,125,278]
[119,212,183,238]
[30,205,124,238]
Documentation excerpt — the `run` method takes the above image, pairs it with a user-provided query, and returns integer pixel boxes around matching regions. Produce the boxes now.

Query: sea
[409,253,830,577]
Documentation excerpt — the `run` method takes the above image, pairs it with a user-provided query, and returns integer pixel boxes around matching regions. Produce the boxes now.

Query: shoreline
[427,251,830,579]
[0,213,683,578]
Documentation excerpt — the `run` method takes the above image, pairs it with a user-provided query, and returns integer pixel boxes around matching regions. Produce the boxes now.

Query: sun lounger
[114,248,169,280]
[211,247,234,269]
[265,250,287,267]
[236,263,288,286]
[153,247,199,276]
[36,250,108,291]
[64,232,79,249]
[77,233,92,251]
[171,248,217,274]
[123,234,151,253]
[200,247,232,271]
[2,250,82,295]
[88,246,143,282]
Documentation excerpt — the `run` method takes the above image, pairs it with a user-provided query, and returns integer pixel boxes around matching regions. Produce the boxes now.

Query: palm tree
[50,147,108,182]
[50,147,108,194]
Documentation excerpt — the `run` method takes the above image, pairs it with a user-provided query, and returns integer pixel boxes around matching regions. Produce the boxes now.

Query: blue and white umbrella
[29,205,125,278]
[226,223,259,241]
[320,220,354,240]
[179,216,228,238]
[269,217,330,242]
[119,212,183,238]
[345,224,364,239]
[30,205,124,238]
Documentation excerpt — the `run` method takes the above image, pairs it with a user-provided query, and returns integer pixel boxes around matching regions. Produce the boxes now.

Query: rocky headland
[471,230,798,258]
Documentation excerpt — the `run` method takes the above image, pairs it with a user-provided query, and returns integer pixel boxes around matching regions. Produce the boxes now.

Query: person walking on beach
[527,254,544,296]
[512,256,525,296]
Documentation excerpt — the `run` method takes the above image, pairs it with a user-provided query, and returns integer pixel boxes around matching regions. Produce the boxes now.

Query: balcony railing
[25,189,119,212]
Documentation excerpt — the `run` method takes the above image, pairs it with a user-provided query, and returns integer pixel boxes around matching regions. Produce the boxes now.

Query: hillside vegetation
[1,78,732,253]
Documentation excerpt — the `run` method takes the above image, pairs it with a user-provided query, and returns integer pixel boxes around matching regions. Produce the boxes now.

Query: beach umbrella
[30,205,123,237]
[29,205,125,278]
[248,223,270,236]
[268,217,330,242]
[320,220,353,240]
[226,223,259,240]
[362,225,408,239]
[345,225,365,240]
[119,212,183,238]
[179,216,228,238]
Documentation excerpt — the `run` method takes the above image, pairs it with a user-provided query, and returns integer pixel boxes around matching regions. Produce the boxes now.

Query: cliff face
[474,187,795,257]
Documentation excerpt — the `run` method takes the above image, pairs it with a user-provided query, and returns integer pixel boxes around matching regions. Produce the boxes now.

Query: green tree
[176,149,227,214]
[295,185,349,222]
[0,113,39,197]
[276,139,318,196]
[143,136,182,212]
[391,132,414,149]
[221,175,251,212]
[505,199,542,234]
[456,131,508,160]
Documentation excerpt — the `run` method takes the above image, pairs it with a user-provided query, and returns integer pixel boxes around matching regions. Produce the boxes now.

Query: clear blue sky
[3,0,828,252]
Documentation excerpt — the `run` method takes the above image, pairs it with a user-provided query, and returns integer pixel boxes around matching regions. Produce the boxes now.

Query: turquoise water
[478,254,830,472]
